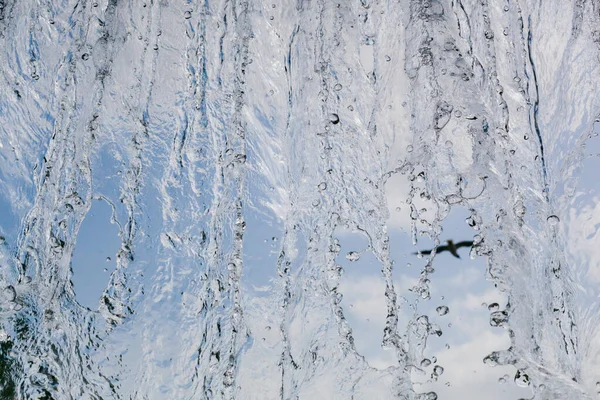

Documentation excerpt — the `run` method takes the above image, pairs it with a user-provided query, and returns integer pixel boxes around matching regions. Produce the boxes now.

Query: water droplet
[421,358,432,367]
[184,10,192,19]
[514,369,530,387]
[385,55,391,62]
[106,257,111,262]
[269,15,274,20]
[433,365,444,376]
[82,53,89,61]
[431,356,437,363]
[333,83,342,91]
[318,182,327,191]
[524,134,529,140]
[329,113,340,124]
[407,145,414,152]
[547,215,559,225]
[436,305,449,316]
[346,251,360,262]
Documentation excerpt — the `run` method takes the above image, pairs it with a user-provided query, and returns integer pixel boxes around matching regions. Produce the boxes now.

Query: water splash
[0,0,598,398]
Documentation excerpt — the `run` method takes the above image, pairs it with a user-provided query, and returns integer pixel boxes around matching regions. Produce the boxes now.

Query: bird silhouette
[414,240,473,259]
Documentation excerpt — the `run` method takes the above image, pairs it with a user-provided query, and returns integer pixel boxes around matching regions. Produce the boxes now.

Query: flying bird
[414,240,473,259]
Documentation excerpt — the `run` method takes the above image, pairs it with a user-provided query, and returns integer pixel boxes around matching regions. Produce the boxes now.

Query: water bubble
[547,215,559,225]
[333,83,342,91]
[318,182,327,191]
[487,302,500,311]
[433,365,444,376]
[329,113,340,124]
[445,140,453,148]
[503,28,508,36]
[269,15,274,20]
[524,134,529,140]
[106,257,111,262]
[347,105,354,111]
[421,358,432,367]
[385,55,391,62]
[407,145,414,152]
[184,10,192,19]
[346,251,360,262]
[503,5,509,11]
[431,356,437,363]
[436,305,449,316]
[514,369,530,387]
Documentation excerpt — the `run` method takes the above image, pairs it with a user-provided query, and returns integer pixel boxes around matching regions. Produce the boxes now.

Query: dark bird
[414,240,473,259]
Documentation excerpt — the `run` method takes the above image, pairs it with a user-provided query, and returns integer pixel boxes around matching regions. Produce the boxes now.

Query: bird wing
[414,245,451,255]
[455,241,474,249]
[436,245,450,253]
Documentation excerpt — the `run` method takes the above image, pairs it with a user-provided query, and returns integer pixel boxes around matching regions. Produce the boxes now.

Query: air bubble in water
[184,10,192,19]
[547,215,559,225]
[333,83,342,91]
[329,113,340,124]
[421,358,432,367]
[433,365,444,376]
[318,182,327,191]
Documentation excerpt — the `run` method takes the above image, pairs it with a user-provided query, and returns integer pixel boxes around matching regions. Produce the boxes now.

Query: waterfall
[0,0,599,398]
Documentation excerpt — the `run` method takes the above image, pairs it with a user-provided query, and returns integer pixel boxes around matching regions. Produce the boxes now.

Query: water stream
[0,0,599,398]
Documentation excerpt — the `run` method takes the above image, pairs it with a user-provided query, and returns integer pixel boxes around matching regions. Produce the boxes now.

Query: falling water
[0,0,599,398]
